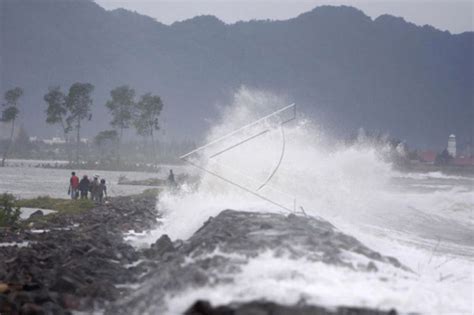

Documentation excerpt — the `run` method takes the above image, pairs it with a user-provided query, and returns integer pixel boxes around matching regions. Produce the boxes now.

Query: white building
[43,137,66,145]
[447,134,456,157]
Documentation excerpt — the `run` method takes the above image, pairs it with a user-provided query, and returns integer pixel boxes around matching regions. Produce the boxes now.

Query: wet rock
[76,280,119,300]
[0,293,14,313]
[29,210,44,219]
[144,234,176,259]
[367,261,378,272]
[50,273,84,294]
[20,302,45,315]
[185,300,398,315]
[108,210,406,314]
[3,198,406,315]
[185,300,233,315]
[0,193,160,314]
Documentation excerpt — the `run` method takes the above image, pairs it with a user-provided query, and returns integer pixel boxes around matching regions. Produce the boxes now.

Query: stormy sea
[1,90,472,314]
[124,90,473,314]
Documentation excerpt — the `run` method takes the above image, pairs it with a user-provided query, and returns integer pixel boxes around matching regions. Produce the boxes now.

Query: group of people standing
[69,172,107,203]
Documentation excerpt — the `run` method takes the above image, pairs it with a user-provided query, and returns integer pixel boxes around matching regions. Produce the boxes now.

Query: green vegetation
[42,84,165,166]
[141,188,161,197]
[102,86,164,163]
[44,86,71,162]
[44,82,95,163]
[134,93,163,161]
[2,190,159,226]
[0,193,21,227]
[94,130,118,162]
[1,87,23,167]
[66,83,95,163]
[106,85,135,163]
[16,196,94,216]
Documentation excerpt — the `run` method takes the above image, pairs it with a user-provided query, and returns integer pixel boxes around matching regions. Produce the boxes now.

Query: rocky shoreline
[0,193,160,314]
[1,195,401,314]
[107,210,403,315]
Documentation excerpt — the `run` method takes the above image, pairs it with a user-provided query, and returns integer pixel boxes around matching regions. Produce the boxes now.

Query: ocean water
[132,88,473,314]
[1,88,472,314]
[0,164,189,199]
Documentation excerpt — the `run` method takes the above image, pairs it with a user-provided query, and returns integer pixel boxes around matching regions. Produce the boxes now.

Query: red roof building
[418,151,437,163]
[452,157,474,166]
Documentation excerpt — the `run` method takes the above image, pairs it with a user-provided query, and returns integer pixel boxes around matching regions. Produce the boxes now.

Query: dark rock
[185,300,398,315]
[0,193,160,314]
[259,223,272,229]
[59,293,80,310]
[2,198,406,315]
[367,261,378,272]
[185,300,233,315]
[51,273,84,294]
[76,280,119,300]
[29,210,44,219]
[107,210,406,314]
[144,234,176,259]
[0,293,15,314]
[9,290,34,307]
[19,302,45,315]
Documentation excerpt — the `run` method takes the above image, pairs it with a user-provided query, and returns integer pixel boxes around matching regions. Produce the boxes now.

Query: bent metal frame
[180,103,299,213]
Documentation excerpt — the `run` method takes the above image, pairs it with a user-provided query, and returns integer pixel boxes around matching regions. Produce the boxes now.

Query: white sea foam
[129,87,473,314]
[393,171,473,181]
[163,250,472,315]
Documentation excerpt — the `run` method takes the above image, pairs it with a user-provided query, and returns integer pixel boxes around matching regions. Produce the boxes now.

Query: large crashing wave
[156,87,394,240]
[126,87,472,314]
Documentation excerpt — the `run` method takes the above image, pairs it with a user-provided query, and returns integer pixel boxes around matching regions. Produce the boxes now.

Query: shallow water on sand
[0,163,188,199]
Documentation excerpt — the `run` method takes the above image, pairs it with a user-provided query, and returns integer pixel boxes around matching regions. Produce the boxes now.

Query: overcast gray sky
[94,0,473,34]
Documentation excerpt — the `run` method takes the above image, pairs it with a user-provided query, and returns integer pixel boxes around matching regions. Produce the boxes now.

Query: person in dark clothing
[90,176,100,201]
[98,179,107,204]
[168,169,176,186]
[79,175,90,199]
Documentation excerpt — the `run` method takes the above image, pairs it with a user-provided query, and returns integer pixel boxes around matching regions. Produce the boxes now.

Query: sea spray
[127,87,472,314]
[153,87,393,241]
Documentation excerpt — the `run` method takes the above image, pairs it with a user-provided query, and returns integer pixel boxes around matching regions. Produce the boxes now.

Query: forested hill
[1,0,472,147]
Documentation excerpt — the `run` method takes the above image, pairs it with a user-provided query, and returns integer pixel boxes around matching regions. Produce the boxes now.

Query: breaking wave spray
[128,87,473,314]
[156,87,393,240]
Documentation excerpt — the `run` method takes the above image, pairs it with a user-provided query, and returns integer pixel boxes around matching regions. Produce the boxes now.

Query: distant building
[447,134,456,157]
[452,156,474,166]
[43,137,66,145]
[418,151,437,164]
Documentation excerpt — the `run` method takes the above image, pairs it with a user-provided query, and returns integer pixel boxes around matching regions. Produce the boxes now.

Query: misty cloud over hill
[1,0,472,148]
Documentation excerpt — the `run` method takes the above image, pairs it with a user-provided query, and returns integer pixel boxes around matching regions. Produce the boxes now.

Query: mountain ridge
[1,0,472,148]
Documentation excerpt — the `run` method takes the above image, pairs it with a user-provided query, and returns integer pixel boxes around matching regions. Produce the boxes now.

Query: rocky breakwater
[107,210,406,314]
[0,193,160,314]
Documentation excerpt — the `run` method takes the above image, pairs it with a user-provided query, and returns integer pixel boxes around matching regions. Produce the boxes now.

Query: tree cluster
[100,85,163,163]
[44,84,163,164]
[0,193,21,227]
[44,83,94,163]
[1,87,23,167]
[0,84,164,166]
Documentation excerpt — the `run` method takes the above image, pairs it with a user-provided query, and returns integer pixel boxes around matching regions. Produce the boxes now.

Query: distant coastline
[396,162,474,176]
